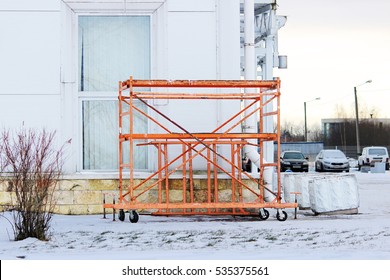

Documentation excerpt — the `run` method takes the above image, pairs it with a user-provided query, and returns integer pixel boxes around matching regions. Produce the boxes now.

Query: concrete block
[282,173,297,203]
[54,190,74,205]
[73,190,103,205]
[0,191,14,205]
[360,166,370,173]
[87,204,105,214]
[0,181,7,192]
[168,179,187,190]
[193,189,207,203]
[59,204,89,215]
[56,204,104,215]
[241,186,256,203]
[218,189,232,202]
[294,176,314,209]
[371,162,386,173]
[309,174,359,215]
[146,189,159,204]
[59,180,89,191]
[168,189,184,203]
[87,179,118,191]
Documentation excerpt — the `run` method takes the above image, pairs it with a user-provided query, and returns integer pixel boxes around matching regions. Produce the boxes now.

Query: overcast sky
[274,0,390,130]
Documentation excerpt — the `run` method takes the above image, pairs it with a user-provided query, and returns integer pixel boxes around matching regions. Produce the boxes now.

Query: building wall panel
[0,0,60,11]
[167,0,215,12]
[0,12,61,95]
[0,95,61,130]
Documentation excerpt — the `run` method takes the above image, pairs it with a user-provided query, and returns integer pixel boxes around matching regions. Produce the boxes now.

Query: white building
[0,0,285,176]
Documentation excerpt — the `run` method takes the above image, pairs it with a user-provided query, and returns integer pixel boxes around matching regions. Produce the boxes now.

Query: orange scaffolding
[103,77,297,222]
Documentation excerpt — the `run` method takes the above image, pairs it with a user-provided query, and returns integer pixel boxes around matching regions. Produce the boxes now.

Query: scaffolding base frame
[104,77,297,222]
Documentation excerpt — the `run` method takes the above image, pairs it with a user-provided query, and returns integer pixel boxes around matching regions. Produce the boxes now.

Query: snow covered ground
[1,170,390,261]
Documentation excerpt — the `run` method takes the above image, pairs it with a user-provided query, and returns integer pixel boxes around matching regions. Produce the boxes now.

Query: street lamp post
[354,80,372,155]
[304,97,320,141]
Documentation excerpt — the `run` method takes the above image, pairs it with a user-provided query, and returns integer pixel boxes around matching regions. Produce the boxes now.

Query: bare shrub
[0,128,63,241]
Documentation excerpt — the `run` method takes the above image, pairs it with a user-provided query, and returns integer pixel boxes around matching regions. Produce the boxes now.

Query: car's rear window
[283,152,304,159]
[368,148,387,155]
[323,150,345,158]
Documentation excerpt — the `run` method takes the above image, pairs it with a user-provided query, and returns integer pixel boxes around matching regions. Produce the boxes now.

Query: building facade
[0,0,285,213]
[1,0,243,174]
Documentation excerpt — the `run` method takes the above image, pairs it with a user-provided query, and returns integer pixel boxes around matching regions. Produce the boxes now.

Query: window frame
[75,13,153,173]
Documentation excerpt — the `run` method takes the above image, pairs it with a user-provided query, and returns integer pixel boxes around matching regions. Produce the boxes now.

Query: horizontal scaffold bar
[137,140,249,146]
[121,92,277,100]
[121,133,278,140]
[121,78,280,89]
[104,202,297,210]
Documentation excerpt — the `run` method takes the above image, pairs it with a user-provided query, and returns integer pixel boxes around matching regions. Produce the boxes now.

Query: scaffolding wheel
[258,208,270,220]
[129,210,139,223]
[118,209,125,222]
[276,210,288,222]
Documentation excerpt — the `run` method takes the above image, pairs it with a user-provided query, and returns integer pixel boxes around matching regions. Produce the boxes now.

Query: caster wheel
[118,210,125,222]
[259,209,270,220]
[276,210,288,222]
[129,210,139,223]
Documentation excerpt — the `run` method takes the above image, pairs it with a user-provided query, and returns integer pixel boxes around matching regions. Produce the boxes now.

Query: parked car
[358,146,389,170]
[315,149,349,172]
[280,150,309,172]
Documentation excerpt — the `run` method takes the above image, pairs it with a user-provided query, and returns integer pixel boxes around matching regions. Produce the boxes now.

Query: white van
[358,146,389,170]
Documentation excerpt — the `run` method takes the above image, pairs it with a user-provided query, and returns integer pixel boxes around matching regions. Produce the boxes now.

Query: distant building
[322,118,390,157]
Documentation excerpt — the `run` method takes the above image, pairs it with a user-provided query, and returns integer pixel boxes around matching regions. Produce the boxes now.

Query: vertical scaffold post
[103,193,106,219]
[112,195,116,221]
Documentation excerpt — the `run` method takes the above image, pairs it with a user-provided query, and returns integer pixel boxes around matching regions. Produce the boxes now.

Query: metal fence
[274,142,324,162]
[324,145,390,160]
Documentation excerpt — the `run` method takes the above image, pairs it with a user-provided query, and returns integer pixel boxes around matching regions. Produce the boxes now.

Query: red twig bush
[0,129,63,241]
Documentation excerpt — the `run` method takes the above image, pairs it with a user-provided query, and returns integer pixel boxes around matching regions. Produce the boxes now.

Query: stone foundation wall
[0,178,260,215]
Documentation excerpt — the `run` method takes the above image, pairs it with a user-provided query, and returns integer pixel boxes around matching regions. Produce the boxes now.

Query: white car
[358,146,389,170]
[315,149,350,172]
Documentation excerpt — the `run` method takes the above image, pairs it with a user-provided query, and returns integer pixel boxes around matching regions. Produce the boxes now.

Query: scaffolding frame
[104,77,297,221]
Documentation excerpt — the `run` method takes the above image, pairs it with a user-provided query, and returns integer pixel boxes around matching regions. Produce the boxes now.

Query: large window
[78,16,150,170]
